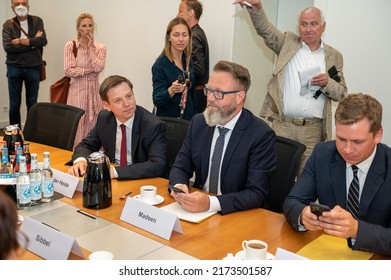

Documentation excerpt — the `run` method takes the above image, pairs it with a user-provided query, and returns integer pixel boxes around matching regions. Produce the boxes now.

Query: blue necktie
[209,127,229,194]
[347,165,360,219]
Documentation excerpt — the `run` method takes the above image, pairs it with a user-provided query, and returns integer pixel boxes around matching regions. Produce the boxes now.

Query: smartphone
[309,202,331,217]
[169,185,186,194]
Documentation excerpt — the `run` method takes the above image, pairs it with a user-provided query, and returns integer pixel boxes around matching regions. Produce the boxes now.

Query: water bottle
[29,153,42,205]
[41,151,54,202]
[13,146,23,178]
[17,156,31,209]
[0,147,13,179]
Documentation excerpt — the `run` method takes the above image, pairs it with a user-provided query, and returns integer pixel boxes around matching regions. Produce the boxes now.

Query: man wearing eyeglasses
[169,60,276,214]
[2,0,47,126]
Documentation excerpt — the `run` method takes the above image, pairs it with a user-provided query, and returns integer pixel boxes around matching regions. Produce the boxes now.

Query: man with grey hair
[234,0,347,174]
[169,60,276,215]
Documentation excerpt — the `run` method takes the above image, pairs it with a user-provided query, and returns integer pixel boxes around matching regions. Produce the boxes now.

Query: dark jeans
[6,64,41,126]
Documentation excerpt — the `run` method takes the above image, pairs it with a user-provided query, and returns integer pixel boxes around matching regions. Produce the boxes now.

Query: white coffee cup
[242,240,268,260]
[89,251,114,260]
[140,185,157,203]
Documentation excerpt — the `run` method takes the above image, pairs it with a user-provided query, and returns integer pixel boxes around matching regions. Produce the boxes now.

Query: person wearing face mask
[64,13,107,149]
[2,0,48,126]
[152,17,196,120]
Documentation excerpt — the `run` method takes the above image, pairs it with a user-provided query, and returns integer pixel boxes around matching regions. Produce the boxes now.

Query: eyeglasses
[203,87,241,100]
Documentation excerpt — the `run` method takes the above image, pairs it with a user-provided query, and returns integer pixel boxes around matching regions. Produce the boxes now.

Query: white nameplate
[21,216,84,260]
[275,247,309,260]
[52,168,83,198]
[120,197,183,240]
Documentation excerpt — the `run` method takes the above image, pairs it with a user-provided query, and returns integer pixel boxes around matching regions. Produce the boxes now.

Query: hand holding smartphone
[169,185,186,194]
[309,202,331,217]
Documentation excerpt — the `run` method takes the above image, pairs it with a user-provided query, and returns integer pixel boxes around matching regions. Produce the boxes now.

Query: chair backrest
[266,135,306,213]
[158,116,190,171]
[23,102,85,151]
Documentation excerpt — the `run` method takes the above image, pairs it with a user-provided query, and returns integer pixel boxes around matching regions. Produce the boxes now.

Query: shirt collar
[346,145,377,174]
[301,40,324,52]
[215,109,242,131]
[116,114,135,128]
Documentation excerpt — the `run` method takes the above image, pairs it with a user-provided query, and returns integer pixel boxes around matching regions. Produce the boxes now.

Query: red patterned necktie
[120,124,127,166]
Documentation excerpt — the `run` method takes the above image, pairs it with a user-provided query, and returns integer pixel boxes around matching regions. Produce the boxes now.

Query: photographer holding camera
[152,17,196,120]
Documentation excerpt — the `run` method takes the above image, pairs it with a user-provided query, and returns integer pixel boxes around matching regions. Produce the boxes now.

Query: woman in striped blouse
[64,13,106,149]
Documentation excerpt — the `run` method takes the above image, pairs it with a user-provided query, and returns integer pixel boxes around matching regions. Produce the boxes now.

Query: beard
[203,101,237,127]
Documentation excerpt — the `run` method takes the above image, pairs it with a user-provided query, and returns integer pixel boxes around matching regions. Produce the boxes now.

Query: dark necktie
[120,124,127,166]
[347,165,360,219]
[209,127,229,194]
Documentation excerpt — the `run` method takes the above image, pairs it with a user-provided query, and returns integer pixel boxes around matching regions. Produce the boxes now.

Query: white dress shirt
[283,42,326,119]
[204,110,242,212]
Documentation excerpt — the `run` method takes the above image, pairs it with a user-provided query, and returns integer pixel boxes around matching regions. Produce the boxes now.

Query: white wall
[319,0,391,145]
[0,0,234,127]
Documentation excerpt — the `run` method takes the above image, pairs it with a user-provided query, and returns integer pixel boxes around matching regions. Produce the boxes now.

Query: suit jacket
[283,141,391,256]
[248,8,347,141]
[169,109,276,215]
[72,106,167,180]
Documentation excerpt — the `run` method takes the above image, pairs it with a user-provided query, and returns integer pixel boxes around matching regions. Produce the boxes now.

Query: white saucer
[133,194,164,205]
[234,250,274,260]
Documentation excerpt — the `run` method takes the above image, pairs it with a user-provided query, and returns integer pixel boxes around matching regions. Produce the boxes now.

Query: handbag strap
[11,18,43,60]
[72,40,77,58]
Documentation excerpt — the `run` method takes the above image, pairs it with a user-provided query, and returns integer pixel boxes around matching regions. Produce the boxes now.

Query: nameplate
[120,197,183,240]
[52,168,83,198]
[21,216,84,260]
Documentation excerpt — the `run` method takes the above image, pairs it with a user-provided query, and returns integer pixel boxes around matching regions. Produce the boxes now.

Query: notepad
[296,234,374,260]
[161,202,217,223]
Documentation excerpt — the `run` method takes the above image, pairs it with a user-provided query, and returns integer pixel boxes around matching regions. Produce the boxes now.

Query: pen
[242,1,252,7]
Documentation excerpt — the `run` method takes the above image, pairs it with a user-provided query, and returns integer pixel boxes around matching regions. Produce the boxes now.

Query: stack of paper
[161,202,217,223]
[296,234,374,260]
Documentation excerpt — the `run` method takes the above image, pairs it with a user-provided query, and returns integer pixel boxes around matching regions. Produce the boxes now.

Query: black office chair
[266,135,306,213]
[23,102,85,151]
[158,116,190,171]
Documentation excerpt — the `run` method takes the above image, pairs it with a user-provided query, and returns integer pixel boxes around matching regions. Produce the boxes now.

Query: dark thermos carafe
[83,151,112,209]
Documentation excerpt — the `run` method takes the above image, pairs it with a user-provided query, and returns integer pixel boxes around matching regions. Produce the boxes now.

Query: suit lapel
[274,37,301,75]
[359,145,386,216]
[131,107,141,160]
[220,111,248,182]
[200,124,214,186]
[331,153,347,208]
[106,113,117,162]
[324,44,335,73]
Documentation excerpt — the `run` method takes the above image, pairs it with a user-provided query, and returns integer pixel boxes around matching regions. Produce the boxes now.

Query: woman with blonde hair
[64,13,106,149]
[152,17,196,120]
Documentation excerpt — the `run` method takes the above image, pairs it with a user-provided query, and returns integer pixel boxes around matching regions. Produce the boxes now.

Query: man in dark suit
[284,93,391,256]
[68,75,167,180]
[169,61,276,215]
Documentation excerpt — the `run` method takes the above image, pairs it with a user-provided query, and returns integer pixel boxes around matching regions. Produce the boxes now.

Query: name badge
[52,168,83,198]
[120,197,183,240]
[21,216,84,260]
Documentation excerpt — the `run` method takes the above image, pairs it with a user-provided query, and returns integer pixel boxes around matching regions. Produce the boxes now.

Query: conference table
[19,142,388,260]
